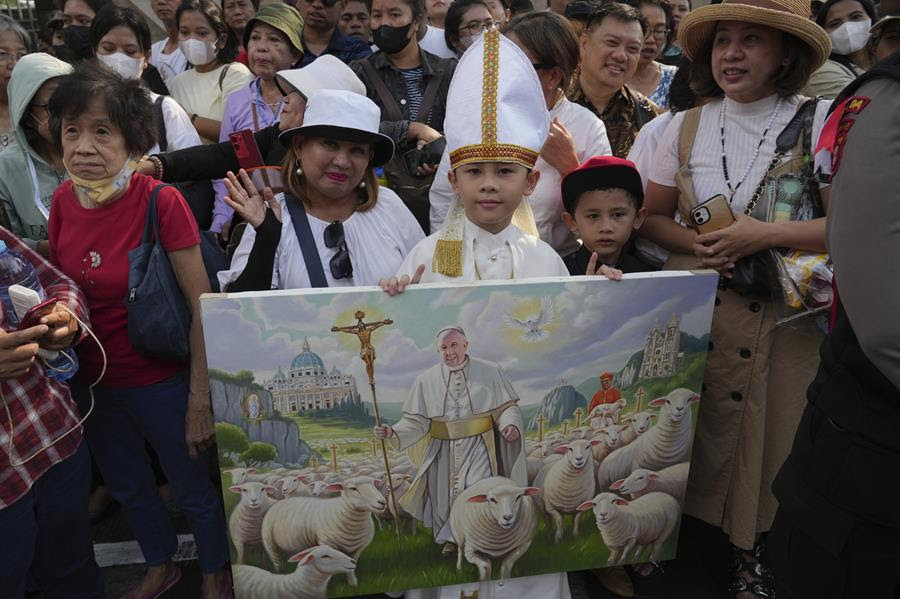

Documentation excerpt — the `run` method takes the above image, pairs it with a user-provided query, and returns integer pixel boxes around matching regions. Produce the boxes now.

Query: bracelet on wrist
[190,113,199,124]
[148,155,164,180]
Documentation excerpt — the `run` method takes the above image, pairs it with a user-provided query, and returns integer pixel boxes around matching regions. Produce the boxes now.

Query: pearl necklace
[719,96,783,203]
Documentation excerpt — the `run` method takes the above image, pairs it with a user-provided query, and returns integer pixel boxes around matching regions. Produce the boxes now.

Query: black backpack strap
[154,96,168,152]
[283,193,328,288]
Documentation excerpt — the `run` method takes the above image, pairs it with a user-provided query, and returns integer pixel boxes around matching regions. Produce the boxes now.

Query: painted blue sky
[201,273,717,408]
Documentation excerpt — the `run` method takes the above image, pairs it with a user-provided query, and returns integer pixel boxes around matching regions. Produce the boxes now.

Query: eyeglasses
[0,50,26,64]
[460,19,499,36]
[324,220,353,279]
[650,27,670,39]
[531,62,554,71]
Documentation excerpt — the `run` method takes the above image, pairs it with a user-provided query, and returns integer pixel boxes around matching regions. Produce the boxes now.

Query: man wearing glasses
[297,0,373,66]
[569,2,660,157]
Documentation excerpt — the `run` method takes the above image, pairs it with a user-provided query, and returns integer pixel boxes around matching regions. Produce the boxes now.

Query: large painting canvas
[201,272,718,598]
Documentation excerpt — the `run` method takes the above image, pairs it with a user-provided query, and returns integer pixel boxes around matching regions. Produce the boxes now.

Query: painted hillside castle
[639,315,683,379]
[264,338,360,414]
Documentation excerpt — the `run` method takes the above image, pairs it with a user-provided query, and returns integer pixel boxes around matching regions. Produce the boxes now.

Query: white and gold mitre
[445,29,551,170]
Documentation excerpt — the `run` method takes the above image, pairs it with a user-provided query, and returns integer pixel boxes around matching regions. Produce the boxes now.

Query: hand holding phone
[690,194,736,235]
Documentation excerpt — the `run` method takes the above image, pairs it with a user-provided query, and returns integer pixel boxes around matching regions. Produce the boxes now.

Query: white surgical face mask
[829,18,872,55]
[179,37,218,66]
[97,52,145,80]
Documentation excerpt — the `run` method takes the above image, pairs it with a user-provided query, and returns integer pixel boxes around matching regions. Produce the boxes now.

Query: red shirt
[589,386,622,413]
[0,227,89,508]
[49,174,200,388]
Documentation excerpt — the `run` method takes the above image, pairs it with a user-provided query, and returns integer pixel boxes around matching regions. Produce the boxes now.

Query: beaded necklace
[719,96,782,204]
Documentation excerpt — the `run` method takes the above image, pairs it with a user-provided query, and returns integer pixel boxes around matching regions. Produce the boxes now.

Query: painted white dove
[504,297,554,342]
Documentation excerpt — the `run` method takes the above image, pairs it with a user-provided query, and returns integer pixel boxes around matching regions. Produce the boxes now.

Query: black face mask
[62,25,93,61]
[372,22,414,55]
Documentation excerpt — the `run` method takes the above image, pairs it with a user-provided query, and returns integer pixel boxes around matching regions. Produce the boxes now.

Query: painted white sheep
[277,475,312,499]
[619,411,656,446]
[449,476,539,581]
[533,438,600,542]
[589,398,627,429]
[261,476,385,585]
[229,482,278,564]
[231,545,356,599]
[310,480,341,498]
[611,462,690,502]
[577,491,680,564]
[591,424,628,466]
[224,468,266,485]
[597,388,699,490]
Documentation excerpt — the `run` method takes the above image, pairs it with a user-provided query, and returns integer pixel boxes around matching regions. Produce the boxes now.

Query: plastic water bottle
[0,240,78,381]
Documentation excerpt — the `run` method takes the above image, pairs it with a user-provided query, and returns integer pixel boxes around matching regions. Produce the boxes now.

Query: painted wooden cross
[634,387,646,412]
[330,443,338,472]
[574,407,584,428]
[537,413,546,443]
[562,419,569,436]
[309,455,319,468]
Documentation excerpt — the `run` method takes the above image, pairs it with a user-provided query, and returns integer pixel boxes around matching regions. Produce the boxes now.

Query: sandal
[728,542,775,599]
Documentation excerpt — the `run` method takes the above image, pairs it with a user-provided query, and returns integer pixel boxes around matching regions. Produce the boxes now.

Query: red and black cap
[561,156,644,214]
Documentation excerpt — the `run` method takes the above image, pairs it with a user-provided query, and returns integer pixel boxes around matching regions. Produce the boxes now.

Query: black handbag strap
[142,184,169,245]
[154,96,168,152]
[417,74,441,124]
[360,59,405,122]
[283,193,328,288]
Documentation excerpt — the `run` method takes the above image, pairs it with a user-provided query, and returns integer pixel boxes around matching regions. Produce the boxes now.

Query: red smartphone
[229,129,266,170]
[18,298,57,330]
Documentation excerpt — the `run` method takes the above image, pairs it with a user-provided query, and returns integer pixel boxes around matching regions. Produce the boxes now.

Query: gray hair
[435,326,467,341]
[0,15,33,53]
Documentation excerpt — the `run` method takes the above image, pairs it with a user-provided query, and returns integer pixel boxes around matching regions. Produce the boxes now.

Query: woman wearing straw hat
[639,0,833,596]
[217,88,424,291]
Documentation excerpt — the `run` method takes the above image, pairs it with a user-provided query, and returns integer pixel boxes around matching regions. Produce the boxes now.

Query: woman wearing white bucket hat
[217,88,423,291]
[638,0,834,596]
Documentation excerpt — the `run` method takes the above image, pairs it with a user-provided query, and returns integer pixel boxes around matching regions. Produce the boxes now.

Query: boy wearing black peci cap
[560,156,656,276]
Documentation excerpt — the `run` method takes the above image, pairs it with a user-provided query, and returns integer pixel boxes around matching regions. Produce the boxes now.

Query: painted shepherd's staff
[331,311,403,552]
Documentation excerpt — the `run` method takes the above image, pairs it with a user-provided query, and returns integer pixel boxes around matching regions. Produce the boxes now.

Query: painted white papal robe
[389,356,527,544]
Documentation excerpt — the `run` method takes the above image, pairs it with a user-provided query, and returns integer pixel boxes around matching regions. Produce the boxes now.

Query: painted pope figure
[374,326,527,549]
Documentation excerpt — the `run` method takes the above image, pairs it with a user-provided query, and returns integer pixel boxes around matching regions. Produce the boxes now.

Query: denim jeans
[72,370,228,573]
[0,441,105,598]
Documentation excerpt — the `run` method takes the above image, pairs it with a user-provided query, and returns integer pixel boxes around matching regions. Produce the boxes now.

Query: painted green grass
[221,471,680,597]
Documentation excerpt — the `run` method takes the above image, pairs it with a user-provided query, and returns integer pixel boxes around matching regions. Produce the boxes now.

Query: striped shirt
[399,66,424,122]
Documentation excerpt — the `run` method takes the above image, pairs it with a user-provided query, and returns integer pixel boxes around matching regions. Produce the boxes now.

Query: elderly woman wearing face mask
[803,0,876,97]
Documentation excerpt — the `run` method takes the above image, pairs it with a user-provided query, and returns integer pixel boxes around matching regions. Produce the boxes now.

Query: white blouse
[395,217,569,283]
[218,186,424,290]
[429,96,612,255]
[649,94,831,215]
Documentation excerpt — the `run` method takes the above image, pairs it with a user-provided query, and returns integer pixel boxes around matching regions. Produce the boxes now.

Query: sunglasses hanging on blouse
[324,220,353,279]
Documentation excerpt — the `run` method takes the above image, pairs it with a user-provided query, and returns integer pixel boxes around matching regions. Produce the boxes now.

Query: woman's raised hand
[223,169,281,228]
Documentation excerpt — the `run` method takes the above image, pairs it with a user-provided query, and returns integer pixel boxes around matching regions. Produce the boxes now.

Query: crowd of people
[0,0,897,597]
